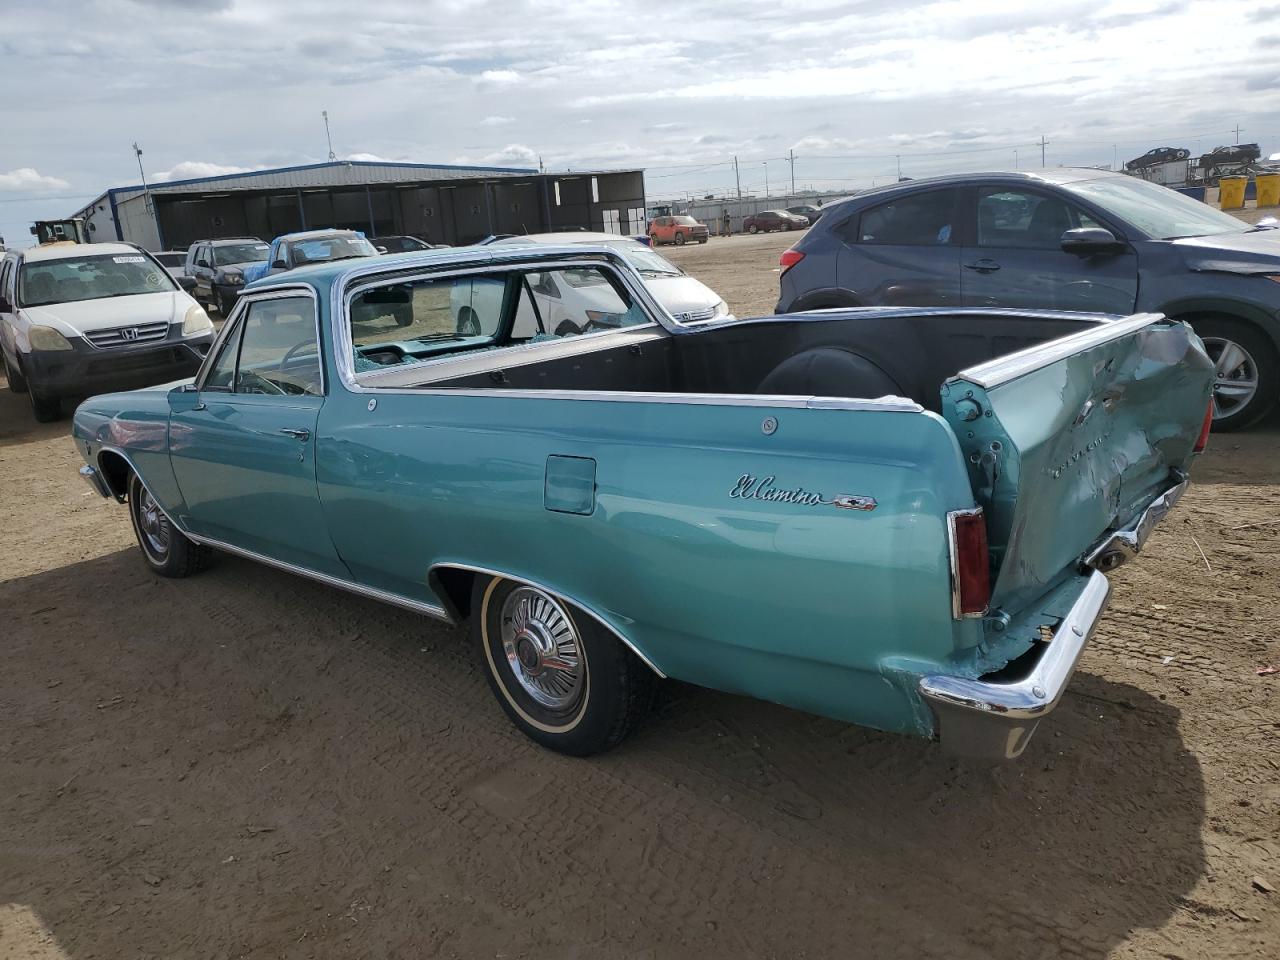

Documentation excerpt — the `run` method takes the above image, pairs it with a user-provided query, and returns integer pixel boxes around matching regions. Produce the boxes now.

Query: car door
[167,290,347,577]
[960,185,1138,313]
[194,244,214,298]
[0,257,17,369]
[835,187,964,306]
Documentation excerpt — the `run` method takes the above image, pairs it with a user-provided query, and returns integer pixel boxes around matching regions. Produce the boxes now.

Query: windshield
[674,216,699,225]
[154,252,184,267]
[18,253,175,307]
[1062,176,1250,240]
[290,235,378,266]
[214,242,269,266]
[616,244,681,276]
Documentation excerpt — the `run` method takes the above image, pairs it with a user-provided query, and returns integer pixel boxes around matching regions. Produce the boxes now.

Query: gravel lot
[1,230,1278,959]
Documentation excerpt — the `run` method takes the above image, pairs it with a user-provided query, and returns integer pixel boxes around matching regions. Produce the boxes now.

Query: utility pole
[1234,123,1244,144]
[1014,148,1018,170]
[1039,135,1048,168]
[322,110,336,161]
[1112,144,1117,170]
[763,161,769,197]
[896,155,901,180]
[789,149,796,195]
[733,155,741,199]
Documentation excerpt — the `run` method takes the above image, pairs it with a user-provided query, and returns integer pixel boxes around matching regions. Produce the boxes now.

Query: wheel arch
[783,287,866,313]
[1159,298,1280,351]
[97,448,133,501]
[427,561,666,678]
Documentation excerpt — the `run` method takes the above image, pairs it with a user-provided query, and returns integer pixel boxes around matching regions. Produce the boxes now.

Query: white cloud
[479,115,514,126]
[480,144,539,167]
[152,161,250,182]
[478,69,519,85]
[0,167,70,192]
[347,152,395,162]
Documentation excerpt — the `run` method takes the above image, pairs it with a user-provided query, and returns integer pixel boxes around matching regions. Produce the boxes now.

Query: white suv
[0,242,215,422]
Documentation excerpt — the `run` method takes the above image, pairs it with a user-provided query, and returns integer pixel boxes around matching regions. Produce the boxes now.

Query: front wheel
[3,353,28,394]
[473,576,656,756]
[128,473,212,577]
[29,388,61,423]
[216,288,233,317]
[674,232,685,246]
[1192,317,1278,432]
[697,236,707,244]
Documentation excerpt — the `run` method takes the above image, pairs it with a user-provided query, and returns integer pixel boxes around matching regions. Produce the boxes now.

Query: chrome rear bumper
[919,571,1112,760]
[1085,472,1188,573]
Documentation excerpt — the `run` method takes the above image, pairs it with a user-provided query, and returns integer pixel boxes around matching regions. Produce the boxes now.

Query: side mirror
[197,259,210,268]
[271,259,288,270]
[177,275,198,293]
[376,246,388,254]
[1061,227,1123,256]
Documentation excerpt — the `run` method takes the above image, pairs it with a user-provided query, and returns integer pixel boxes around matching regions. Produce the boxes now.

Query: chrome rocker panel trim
[184,532,451,622]
[918,570,1112,760]
[1085,472,1188,573]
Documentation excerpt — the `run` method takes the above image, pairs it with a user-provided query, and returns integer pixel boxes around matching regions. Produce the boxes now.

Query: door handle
[964,259,1001,273]
[280,427,311,441]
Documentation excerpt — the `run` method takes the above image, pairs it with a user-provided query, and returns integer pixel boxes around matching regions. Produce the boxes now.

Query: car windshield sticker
[112,256,146,263]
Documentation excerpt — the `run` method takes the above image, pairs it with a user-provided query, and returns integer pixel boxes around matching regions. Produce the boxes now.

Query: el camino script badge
[730,474,877,511]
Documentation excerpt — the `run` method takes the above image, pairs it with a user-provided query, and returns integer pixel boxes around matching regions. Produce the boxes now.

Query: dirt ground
[2,230,1278,960]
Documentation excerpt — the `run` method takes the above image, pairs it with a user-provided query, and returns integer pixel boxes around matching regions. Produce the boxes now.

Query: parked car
[786,204,824,225]
[0,242,214,421]
[648,215,709,246]
[776,168,1280,430]
[486,232,731,322]
[241,229,379,284]
[1124,146,1191,171]
[743,210,809,234]
[153,250,188,279]
[372,235,440,254]
[73,242,1213,760]
[185,238,270,316]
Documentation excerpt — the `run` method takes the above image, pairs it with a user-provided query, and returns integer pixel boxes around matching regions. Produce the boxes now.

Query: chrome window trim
[952,312,1167,389]
[947,507,988,620]
[332,251,674,392]
[195,284,324,395]
[184,532,451,621]
[427,562,666,678]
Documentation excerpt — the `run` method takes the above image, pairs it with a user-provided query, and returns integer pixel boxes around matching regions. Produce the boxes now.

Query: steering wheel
[279,338,318,370]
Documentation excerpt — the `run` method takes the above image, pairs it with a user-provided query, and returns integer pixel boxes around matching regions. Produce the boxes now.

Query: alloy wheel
[1202,336,1259,420]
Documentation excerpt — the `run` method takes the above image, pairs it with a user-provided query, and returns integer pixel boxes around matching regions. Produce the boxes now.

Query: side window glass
[857,190,959,245]
[527,266,643,338]
[235,297,322,396]
[203,317,245,391]
[977,189,1094,248]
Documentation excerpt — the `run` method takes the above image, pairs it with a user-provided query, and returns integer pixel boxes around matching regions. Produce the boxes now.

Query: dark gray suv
[776,169,1280,430]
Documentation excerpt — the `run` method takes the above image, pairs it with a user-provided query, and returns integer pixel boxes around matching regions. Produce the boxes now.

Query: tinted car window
[977,189,1099,248]
[855,189,960,246]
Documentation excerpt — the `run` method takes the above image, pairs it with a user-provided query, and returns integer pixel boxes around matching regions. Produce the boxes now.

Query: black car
[1124,146,1190,171]
[786,204,824,225]
[776,169,1280,430]
[372,235,440,254]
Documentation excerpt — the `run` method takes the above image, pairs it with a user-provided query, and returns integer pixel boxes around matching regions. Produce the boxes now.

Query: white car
[479,232,732,326]
[0,242,215,422]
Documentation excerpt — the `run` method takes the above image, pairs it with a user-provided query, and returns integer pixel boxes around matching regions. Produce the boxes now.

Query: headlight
[183,304,213,336]
[222,271,244,285]
[29,325,73,351]
[713,300,730,318]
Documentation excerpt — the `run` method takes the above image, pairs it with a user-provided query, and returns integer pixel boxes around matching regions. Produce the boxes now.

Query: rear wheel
[748,224,759,234]
[127,473,212,578]
[473,575,656,756]
[1191,317,1278,431]
[648,234,660,246]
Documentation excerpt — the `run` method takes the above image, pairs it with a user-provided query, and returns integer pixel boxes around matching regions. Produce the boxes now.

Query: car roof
[198,237,264,246]
[20,241,144,263]
[492,232,642,246]
[278,228,364,242]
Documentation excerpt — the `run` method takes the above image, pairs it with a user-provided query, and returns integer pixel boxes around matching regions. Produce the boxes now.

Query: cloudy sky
[2,0,1277,245]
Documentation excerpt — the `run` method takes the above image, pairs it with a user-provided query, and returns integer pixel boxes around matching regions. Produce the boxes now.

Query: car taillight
[948,508,991,619]
[779,249,804,274]
[1194,399,1213,453]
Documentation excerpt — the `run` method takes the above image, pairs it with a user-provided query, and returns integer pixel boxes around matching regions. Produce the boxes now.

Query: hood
[645,274,726,316]
[1175,228,1280,274]
[216,259,265,276]
[20,291,190,336]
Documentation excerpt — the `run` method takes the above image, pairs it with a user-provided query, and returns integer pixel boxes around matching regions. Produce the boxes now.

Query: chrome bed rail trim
[919,570,1112,760]
[185,532,451,622]
[951,312,1169,389]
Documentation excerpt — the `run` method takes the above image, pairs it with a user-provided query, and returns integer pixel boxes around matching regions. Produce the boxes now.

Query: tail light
[948,508,991,619]
[1193,399,1213,453]
[779,249,805,274]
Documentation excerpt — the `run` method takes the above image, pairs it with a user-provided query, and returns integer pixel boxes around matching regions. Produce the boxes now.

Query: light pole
[763,161,769,197]
[132,142,160,244]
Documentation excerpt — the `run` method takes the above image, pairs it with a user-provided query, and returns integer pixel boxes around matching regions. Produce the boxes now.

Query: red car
[743,210,809,233]
[648,215,709,246]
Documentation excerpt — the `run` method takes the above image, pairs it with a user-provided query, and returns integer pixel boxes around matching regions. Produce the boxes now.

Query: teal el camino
[72,244,1215,760]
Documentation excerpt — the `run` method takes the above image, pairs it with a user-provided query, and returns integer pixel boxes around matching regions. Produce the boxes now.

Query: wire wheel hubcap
[500,586,584,710]
[1202,336,1259,419]
[137,487,170,558]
